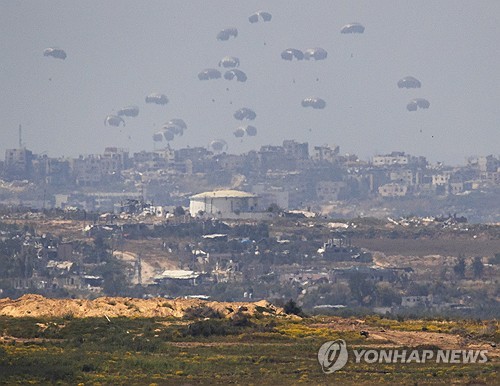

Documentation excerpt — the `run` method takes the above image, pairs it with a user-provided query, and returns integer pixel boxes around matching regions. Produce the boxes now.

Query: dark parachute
[105,115,125,127]
[163,129,175,142]
[245,125,257,136]
[198,68,221,80]
[43,47,67,60]
[304,47,328,60]
[234,107,256,120]
[217,27,238,41]
[218,56,240,68]
[145,93,169,105]
[281,48,304,61]
[167,118,187,130]
[407,98,430,111]
[224,69,247,82]
[161,122,183,136]
[210,139,228,153]
[249,11,272,23]
[340,23,365,34]
[301,97,326,109]
[415,98,430,108]
[406,101,418,111]
[398,76,421,89]
[233,127,246,138]
[117,106,139,117]
[153,132,164,142]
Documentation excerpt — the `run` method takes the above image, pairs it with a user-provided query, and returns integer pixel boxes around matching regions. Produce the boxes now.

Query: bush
[283,299,306,317]
[183,306,222,320]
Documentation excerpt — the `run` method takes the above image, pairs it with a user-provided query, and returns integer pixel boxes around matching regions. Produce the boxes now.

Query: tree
[267,203,282,213]
[348,272,376,305]
[283,299,305,316]
[471,256,484,279]
[174,206,185,216]
[453,256,466,279]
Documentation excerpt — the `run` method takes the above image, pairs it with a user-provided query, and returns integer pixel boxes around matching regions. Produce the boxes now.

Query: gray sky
[1,0,499,165]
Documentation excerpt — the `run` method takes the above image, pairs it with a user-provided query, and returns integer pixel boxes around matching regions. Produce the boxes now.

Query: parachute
[233,107,256,120]
[217,27,238,41]
[407,98,430,111]
[43,47,67,60]
[406,101,418,111]
[163,129,175,142]
[161,123,183,136]
[167,118,187,130]
[153,132,164,142]
[198,68,222,80]
[281,48,304,61]
[233,127,246,138]
[304,47,328,60]
[117,105,139,117]
[218,56,240,68]
[398,76,421,89]
[105,115,125,127]
[301,97,326,109]
[245,125,257,136]
[145,93,169,105]
[249,11,272,23]
[340,23,365,34]
[224,69,247,82]
[210,139,228,153]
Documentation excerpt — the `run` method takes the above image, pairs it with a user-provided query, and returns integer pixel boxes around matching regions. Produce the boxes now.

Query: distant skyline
[1,1,499,165]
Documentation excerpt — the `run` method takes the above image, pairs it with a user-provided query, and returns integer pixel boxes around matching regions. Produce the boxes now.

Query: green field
[0,315,497,385]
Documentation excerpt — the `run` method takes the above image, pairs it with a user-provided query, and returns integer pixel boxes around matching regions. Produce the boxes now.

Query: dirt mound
[0,294,284,319]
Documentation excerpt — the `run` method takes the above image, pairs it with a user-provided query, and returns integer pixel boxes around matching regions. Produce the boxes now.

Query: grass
[0,315,498,385]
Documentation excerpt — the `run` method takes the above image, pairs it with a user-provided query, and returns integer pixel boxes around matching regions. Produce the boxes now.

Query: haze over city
[1,0,499,165]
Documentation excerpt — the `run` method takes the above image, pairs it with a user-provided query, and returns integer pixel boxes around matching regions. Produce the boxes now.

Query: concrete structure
[4,148,33,180]
[378,182,408,197]
[190,190,259,218]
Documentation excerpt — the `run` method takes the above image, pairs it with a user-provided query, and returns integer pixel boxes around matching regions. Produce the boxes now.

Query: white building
[378,183,408,197]
[189,190,261,219]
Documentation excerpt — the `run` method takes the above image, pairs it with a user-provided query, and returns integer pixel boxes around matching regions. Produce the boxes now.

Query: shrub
[283,299,306,317]
[183,306,222,320]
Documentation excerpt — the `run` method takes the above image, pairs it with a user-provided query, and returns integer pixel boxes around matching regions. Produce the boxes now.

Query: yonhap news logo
[317,340,349,373]
[318,340,488,374]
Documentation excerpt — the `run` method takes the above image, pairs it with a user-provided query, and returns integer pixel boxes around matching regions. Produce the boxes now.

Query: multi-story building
[4,148,33,180]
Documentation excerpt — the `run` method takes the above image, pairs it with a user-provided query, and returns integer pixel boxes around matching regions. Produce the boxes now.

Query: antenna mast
[18,124,22,148]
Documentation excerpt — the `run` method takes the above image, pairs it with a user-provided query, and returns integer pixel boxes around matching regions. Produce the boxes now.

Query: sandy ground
[0,294,283,319]
[310,319,499,358]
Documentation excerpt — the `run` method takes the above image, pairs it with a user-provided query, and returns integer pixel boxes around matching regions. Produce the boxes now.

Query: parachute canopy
[341,23,365,34]
[234,107,256,120]
[217,27,238,41]
[281,48,304,61]
[249,11,272,23]
[163,129,175,142]
[145,93,169,105]
[198,68,221,80]
[153,132,164,142]
[224,69,247,82]
[407,98,430,111]
[233,127,246,138]
[398,76,421,89]
[105,115,125,127]
[167,118,187,130]
[304,47,328,61]
[161,123,183,136]
[301,97,326,109]
[218,56,240,68]
[43,47,67,60]
[117,105,139,117]
[245,125,257,136]
[210,139,228,153]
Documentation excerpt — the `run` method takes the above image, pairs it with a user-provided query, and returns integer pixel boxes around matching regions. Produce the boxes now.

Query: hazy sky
[1,1,499,165]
